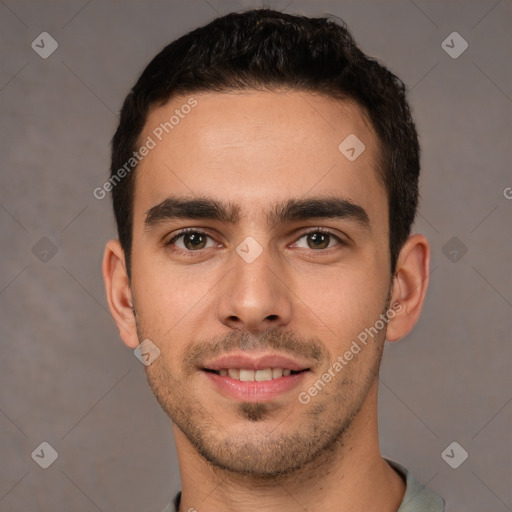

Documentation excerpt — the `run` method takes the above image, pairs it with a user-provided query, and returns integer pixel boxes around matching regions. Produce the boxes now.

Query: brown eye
[167,230,216,251]
[293,230,342,250]
[182,232,207,250]
[306,232,331,249]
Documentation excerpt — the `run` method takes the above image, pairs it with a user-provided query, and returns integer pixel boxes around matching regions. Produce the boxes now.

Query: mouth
[200,353,311,402]
[203,367,306,381]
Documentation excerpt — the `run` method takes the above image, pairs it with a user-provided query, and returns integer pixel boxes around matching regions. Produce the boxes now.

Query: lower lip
[203,371,308,402]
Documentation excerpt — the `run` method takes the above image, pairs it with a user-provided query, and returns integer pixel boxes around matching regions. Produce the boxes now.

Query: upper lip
[202,352,311,372]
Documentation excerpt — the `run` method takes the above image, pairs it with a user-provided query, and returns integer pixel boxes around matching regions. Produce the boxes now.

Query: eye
[292,229,343,250]
[167,230,218,251]
[165,228,345,255]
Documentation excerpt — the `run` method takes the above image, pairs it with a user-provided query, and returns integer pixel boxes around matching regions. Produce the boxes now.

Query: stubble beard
[138,322,386,479]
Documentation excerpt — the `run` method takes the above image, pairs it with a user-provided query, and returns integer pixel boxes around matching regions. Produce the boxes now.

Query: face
[128,90,393,476]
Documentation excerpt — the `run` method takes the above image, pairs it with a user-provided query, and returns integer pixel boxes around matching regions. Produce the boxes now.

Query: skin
[103,89,430,512]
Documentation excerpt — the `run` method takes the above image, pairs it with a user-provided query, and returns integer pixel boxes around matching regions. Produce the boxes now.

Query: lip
[202,352,310,372]
[203,370,309,402]
[200,351,311,402]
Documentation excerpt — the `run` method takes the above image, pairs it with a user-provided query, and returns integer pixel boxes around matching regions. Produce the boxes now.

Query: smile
[205,367,302,381]
[200,352,312,401]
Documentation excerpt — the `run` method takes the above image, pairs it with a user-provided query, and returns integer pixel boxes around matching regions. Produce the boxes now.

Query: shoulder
[385,459,445,512]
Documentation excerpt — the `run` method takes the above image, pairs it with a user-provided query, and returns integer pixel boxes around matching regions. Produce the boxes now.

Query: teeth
[272,368,283,378]
[239,369,255,381]
[217,368,298,381]
[255,369,272,381]
[228,368,240,379]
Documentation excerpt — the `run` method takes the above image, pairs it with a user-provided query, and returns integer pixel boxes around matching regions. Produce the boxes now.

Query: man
[102,8,444,512]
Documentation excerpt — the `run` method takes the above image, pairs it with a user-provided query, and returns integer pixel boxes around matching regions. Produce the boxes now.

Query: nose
[216,244,292,334]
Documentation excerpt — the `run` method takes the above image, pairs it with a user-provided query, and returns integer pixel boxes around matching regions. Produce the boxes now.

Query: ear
[386,234,430,342]
[102,239,140,349]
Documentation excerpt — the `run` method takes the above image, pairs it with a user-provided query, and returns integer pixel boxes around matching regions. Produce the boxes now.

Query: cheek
[293,262,389,350]
[130,254,221,348]
[133,244,195,305]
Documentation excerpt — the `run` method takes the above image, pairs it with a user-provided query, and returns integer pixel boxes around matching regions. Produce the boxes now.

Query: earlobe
[385,234,430,342]
[102,239,140,349]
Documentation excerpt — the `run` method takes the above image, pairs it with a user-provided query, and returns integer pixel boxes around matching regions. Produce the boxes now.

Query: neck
[173,382,405,512]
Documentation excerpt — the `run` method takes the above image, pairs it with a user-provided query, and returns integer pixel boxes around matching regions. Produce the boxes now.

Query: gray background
[0,0,510,511]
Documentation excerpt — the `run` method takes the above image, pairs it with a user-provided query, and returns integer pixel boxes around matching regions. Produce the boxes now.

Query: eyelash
[165,227,346,256]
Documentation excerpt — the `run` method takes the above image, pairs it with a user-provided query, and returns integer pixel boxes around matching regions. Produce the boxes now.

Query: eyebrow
[144,195,371,231]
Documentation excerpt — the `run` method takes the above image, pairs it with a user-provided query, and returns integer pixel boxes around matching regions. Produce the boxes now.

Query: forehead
[133,90,386,227]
